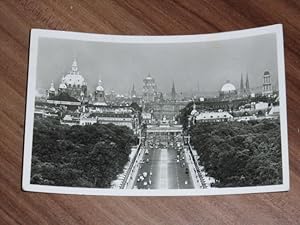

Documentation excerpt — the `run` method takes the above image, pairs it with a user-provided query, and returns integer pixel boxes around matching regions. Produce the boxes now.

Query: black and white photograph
[22,24,289,196]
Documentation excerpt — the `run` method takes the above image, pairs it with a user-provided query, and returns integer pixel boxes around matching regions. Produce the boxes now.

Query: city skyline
[36,33,278,96]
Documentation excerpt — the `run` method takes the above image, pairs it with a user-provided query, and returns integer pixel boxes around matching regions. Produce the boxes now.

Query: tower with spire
[48,81,56,97]
[239,73,251,97]
[131,83,137,98]
[239,73,245,96]
[159,92,164,102]
[94,79,107,105]
[171,81,176,101]
[245,73,250,94]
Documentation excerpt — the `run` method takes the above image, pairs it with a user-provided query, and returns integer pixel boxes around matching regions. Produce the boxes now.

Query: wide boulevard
[132,134,194,189]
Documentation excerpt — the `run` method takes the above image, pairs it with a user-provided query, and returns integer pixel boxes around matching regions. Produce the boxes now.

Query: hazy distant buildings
[262,71,273,96]
[46,58,87,102]
[131,84,137,98]
[142,74,158,103]
[239,73,251,97]
[171,81,176,101]
[94,80,107,106]
[219,81,238,100]
[60,59,87,100]
[41,57,279,131]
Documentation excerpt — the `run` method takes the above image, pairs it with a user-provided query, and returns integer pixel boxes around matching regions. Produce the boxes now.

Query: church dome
[49,81,55,92]
[62,59,86,87]
[190,103,198,116]
[144,74,155,82]
[96,80,104,92]
[49,86,55,92]
[63,74,85,86]
[96,86,104,91]
[191,109,198,116]
[221,82,236,93]
[59,83,67,89]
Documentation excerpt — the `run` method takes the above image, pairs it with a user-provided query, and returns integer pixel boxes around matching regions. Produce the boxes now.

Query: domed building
[48,81,56,98]
[58,78,67,94]
[94,79,107,106]
[59,59,87,100]
[190,102,199,117]
[219,81,238,100]
[59,82,67,90]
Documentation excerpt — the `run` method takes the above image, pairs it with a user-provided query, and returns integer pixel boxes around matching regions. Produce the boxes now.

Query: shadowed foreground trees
[31,117,136,188]
[190,119,282,187]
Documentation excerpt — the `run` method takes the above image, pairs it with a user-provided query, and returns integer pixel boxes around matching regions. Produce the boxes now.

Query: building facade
[94,80,107,106]
[60,59,87,100]
[262,71,273,96]
[143,74,158,103]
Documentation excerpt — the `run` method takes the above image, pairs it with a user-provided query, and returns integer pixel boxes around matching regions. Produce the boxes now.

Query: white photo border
[22,24,289,196]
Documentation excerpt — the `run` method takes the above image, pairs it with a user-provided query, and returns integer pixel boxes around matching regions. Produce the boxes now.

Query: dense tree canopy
[190,119,282,187]
[31,117,137,188]
[178,102,194,130]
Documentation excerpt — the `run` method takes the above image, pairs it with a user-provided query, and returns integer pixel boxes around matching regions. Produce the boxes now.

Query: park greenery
[190,119,282,187]
[31,117,137,188]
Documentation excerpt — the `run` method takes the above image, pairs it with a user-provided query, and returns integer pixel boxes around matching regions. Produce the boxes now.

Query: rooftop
[48,92,80,102]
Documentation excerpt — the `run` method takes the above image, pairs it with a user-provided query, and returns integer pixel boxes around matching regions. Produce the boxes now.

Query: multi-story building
[262,71,273,96]
[195,111,234,123]
[151,101,188,121]
[142,74,158,103]
[80,112,137,130]
[93,80,107,106]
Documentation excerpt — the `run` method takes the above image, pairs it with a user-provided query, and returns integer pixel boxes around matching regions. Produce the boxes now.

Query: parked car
[185,168,189,174]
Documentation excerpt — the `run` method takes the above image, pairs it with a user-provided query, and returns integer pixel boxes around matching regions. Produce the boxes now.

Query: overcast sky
[36,33,278,96]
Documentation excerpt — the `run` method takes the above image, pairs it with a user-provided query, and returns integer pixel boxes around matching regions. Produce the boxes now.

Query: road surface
[132,135,194,189]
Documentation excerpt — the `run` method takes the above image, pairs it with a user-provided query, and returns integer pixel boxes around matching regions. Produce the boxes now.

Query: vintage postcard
[22,24,289,196]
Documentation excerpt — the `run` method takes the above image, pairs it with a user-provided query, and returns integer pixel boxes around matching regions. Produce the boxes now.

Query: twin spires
[240,73,250,95]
